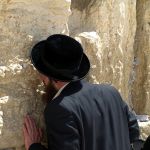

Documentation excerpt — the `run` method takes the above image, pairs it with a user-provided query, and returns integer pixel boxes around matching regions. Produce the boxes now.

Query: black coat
[29,80,139,150]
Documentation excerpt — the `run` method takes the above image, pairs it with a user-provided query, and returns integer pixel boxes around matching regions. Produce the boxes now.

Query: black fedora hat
[30,34,90,81]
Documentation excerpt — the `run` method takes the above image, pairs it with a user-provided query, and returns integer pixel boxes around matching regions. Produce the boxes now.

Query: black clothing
[29,80,139,150]
[142,135,150,150]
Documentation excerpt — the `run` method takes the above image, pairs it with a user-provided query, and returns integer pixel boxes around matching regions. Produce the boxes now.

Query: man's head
[30,34,90,82]
[39,72,68,91]
[39,73,68,102]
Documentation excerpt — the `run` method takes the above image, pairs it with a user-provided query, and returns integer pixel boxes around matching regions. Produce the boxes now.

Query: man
[23,34,139,150]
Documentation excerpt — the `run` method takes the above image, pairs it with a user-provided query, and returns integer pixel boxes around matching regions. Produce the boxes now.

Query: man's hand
[23,115,42,150]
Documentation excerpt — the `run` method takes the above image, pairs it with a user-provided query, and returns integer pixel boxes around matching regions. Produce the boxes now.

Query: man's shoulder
[93,83,117,92]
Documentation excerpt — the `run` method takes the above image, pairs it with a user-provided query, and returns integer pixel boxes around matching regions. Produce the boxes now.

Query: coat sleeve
[29,104,80,150]
[45,103,80,150]
[122,101,140,143]
[109,85,140,143]
[29,143,47,150]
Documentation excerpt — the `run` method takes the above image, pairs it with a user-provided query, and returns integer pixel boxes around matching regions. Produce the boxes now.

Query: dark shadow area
[71,0,93,11]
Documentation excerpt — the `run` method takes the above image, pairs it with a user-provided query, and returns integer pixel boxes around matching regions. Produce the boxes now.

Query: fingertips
[39,128,42,134]
[26,115,34,127]
[38,128,43,139]
[23,124,28,135]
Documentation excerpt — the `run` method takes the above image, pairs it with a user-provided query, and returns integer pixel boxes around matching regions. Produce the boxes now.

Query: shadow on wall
[71,0,101,11]
[68,0,102,36]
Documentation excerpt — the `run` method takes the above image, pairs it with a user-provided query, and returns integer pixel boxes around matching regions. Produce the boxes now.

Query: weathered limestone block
[69,0,136,105]
[139,121,150,140]
[0,0,71,149]
[0,0,149,149]
[131,0,150,115]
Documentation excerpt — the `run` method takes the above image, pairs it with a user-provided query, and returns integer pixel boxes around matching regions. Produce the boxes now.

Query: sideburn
[42,82,58,104]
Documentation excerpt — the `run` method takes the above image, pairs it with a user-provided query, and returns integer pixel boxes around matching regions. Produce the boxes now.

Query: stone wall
[69,0,136,107]
[0,0,150,149]
[0,0,70,149]
[131,0,150,115]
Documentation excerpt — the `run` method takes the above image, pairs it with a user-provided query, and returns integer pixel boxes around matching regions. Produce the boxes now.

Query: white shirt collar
[52,82,70,100]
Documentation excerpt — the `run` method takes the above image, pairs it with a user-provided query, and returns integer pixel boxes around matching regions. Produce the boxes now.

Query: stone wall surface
[0,0,150,149]
[131,0,150,115]
[139,121,150,140]
[0,0,70,149]
[69,0,136,106]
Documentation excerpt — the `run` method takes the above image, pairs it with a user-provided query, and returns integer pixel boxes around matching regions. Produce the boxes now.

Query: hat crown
[42,34,83,72]
[31,34,90,81]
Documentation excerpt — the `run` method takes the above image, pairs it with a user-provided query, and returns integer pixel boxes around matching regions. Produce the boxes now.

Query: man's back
[45,80,139,150]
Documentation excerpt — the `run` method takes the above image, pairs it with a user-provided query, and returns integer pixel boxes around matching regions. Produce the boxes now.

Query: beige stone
[0,0,150,149]
[131,0,150,115]
[69,0,136,107]
[139,121,150,140]
[0,0,70,149]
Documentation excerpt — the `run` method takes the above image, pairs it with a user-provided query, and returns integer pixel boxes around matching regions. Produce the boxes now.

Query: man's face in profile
[39,73,58,103]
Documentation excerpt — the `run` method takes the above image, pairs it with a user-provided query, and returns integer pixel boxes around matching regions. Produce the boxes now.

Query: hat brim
[30,41,90,82]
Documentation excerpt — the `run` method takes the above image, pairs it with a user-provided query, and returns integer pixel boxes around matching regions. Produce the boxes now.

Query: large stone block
[139,121,150,140]
[0,0,150,149]
[131,0,150,115]
[0,0,71,149]
[69,0,136,106]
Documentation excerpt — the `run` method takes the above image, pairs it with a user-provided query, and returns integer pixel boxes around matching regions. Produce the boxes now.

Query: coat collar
[52,82,70,100]
[52,79,87,101]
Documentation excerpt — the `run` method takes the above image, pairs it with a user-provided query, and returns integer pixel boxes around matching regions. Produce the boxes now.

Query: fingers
[25,115,36,128]
[39,128,43,139]
[23,124,28,136]
[24,115,34,134]
[23,115,43,149]
[23,115,43,137]
[23,115,43,138]
[24,116,30,134]
[29,116,37,132]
